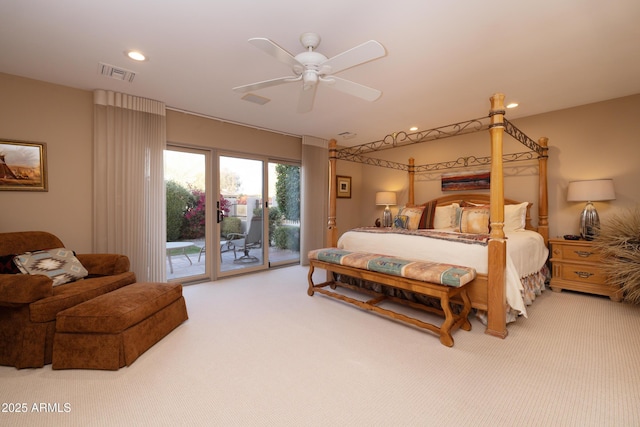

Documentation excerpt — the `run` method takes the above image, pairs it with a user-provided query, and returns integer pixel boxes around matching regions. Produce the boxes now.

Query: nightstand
[549,238,622,301]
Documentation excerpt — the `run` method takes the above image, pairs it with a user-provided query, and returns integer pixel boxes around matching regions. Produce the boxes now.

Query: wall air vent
[98,62,136,83]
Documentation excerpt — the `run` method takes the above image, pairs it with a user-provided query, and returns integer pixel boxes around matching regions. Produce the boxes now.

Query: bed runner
[349,227,490,246]
[308,248,476,288]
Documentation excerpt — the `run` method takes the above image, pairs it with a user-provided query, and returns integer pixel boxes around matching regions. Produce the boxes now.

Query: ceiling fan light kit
[233,32,386,113]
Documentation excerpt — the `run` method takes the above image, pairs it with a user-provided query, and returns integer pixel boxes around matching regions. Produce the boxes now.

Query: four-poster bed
[318,93,549,339]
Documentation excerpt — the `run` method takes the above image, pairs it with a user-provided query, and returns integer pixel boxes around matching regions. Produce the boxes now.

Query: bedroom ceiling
[1,1,639,146]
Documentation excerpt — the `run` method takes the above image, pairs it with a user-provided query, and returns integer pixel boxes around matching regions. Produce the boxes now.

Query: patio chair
[227,216,262,263]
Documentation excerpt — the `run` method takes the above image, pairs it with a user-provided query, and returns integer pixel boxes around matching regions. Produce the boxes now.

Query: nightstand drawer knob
[574,250,594,258]
[574,271,594,279]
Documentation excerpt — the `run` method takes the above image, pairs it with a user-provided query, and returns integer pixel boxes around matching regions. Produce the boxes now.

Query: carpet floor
[1,265,639,426]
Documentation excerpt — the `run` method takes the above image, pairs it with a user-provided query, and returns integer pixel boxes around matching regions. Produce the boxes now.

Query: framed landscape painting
[0,139,48,191]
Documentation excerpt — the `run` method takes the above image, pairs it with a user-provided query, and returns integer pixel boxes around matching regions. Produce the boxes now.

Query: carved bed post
[487,93,508,339]
[328,139,338,247]
[537,137,549,245]
[408,157,415,205]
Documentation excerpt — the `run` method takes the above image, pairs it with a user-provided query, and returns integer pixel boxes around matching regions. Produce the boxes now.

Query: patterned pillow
[13,248,88,286]
[459,206,490,234]
[393,215,409,229]
[397,206,425,230]
[450,203,463,229]
[418,200,437,229]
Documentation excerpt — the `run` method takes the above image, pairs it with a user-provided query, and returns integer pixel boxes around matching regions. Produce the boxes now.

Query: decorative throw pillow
[418,200,437,229]
[432,204,452,229]
[504,202,529,232]
[450,203,463,229]
[397,206,424,230]
[13,248,88,286]
[393,214,409,229]
[459,206,490,234]
[0,254,21,274]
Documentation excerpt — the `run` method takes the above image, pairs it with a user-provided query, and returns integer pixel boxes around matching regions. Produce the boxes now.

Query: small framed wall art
[0,139,48,191]
[336,175,352,198]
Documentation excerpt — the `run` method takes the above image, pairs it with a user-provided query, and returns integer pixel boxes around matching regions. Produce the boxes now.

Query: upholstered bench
[307,248,475,346]
[52,282,188,370]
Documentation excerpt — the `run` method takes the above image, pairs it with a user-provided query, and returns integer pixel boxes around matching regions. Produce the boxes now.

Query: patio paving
[166,242,299,281]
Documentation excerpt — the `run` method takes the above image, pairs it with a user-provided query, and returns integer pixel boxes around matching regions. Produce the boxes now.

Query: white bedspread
[336,228,548,317]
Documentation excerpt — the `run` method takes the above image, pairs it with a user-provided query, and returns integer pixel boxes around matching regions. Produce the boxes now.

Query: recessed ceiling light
[506,102,519,109]
[126,50,147,61]
[409,126,418,132]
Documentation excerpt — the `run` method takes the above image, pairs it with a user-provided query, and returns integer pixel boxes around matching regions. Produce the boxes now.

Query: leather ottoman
[52,282,188,370]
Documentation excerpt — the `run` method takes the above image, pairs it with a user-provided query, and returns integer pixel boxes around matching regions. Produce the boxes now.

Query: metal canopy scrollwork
[504,118,544,155]
[335,114,543,171]
[337,116,490,157]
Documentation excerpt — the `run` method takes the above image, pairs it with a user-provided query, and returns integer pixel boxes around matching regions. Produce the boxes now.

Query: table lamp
[567,179,615,240]
[375,191,397,227]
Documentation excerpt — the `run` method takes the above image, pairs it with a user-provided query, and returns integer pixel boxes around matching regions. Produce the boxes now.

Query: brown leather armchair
[0,231,136,368]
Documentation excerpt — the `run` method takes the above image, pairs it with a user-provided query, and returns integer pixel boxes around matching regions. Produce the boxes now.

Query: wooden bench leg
[439,293,455,347]
[307,264,316,296]
[460,289,472,331]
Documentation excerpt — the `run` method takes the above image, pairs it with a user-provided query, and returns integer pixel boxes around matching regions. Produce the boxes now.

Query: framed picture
[336,175,351,198]
[0,139,48,191]
[441,170,490,192]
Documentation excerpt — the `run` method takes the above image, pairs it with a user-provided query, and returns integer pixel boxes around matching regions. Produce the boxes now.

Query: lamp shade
[567,179,615,202]
[375,191,396,206]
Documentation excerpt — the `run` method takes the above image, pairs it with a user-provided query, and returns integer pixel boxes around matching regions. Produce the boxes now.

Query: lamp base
[382,206,392,228]
[580,202,600,241]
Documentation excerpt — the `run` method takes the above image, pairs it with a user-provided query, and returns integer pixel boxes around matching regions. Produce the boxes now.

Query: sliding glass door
[218,155,267,275]
[268,161,300,267]
[164,148,300,281]
[164,146,209,281]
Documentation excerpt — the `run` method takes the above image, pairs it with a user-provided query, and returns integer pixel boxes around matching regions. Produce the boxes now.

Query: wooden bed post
[537,137,550,245]
[408,158,415,206]
[328,139,338,247]
[487,93,508,339]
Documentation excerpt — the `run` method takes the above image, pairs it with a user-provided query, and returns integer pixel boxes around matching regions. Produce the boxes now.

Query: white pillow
[432,205,451,229]
[504,202,528,232]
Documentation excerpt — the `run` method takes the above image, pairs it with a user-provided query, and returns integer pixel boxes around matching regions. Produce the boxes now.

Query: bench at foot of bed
[307,248,475,347]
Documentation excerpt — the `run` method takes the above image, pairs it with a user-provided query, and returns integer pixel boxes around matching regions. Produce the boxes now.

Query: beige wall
[166,109,300,159]
[2,71,638,248]
[337,94,640,239]
[0,73,94,251]
[0,73,301,252]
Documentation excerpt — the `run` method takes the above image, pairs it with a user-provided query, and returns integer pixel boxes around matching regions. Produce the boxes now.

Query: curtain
[300,136,328,265]
[93,90,166,282]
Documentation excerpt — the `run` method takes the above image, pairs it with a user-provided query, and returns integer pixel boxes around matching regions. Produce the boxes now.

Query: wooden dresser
[549,238,621,301]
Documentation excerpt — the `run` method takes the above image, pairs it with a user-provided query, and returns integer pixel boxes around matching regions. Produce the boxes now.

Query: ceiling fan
[233,33,386,113]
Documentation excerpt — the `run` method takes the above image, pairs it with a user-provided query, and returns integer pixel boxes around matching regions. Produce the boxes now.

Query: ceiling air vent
[338,131,357,140]
[241,93,270,105]
[98,62,136,83]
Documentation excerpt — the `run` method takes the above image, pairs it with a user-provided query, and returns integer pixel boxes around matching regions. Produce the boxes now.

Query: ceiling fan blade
[322,40,386,75]
[320,76,381,102]
[248,37,302,69]
[233,75,301,94]
[297,84,317,113]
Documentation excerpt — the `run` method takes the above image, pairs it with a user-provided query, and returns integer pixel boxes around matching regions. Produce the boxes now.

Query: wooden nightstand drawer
[551,244,602,263]
[552,262,606,285]
[548,238,621,302]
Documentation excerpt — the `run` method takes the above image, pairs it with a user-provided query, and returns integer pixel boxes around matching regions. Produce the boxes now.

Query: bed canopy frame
[326,93,549,338]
